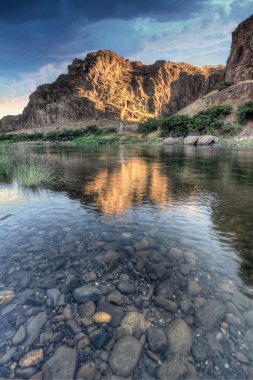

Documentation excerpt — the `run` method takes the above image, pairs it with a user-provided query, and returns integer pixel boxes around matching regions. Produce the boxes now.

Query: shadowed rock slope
[0,50,224,132]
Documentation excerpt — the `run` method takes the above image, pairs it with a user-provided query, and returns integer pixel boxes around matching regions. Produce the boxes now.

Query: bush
[85,125,101,135]
[137,118,160,134]
[236,101,253,125]
[214,81,232,91]
[159,115,191,137]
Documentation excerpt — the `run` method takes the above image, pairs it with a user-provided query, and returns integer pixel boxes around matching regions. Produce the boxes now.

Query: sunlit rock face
[226,15,253,84]
[0,50,224,132]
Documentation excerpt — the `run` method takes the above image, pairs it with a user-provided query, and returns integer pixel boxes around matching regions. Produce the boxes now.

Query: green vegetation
[0,146,53,188]
[0,125,118,143]
[236,101,253,125]
[214,81,232,91]
[138,104,235,137]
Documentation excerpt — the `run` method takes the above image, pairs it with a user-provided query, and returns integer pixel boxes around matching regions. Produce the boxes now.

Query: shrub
[159,115,191,137]
[236,101,253,125]
[85,125,101,135]
[137,118,160,134]
[214,81,232,91]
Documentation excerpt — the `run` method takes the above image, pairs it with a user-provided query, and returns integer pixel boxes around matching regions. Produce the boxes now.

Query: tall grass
[0,146,53,188]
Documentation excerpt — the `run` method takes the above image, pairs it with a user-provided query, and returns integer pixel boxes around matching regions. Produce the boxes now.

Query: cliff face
[0,50,224,132]
[226,15,253,83]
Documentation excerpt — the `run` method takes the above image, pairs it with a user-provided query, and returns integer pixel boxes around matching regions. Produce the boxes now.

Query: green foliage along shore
[236,101,253,125]
[138,104,235,137]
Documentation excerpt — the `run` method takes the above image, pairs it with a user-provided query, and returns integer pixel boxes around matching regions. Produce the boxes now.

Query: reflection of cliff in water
[83,157,171,215]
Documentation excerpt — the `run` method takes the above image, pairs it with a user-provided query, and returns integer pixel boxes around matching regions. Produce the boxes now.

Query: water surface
[1,144,253,379]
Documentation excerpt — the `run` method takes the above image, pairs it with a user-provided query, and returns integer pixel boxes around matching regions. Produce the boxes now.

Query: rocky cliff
[0,50,224,132]
[226,15,253,83]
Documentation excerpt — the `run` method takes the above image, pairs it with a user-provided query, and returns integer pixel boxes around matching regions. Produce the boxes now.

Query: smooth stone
[97,300,124,327]
[121,312,151,336]
[146,262,167,280]
[1,303,16,316]
[169,247,183,260]
[109,335,143,377]
[155,296,177,313]
[235,352,249,364]
[43,346,77,380]
[195,299,226,331]
[166,319,193,355]
[188,280,201,296]
[83,271,97,282]
[225,301,243,319]
[0,290,15,305]
[245,310,253,327]
[73,286,102,303]
[117,281,134,295]
[246,328,253,342]
[0,347,16,365]
[147,327,167,353]
[15,367,37,379]
[79,301,96,318]
[62,274,79,294]
[183,136,199,145]
[46,288,61,306]
[24,312,47,348]
[96,250,120,271]
[106,290,124,306]
[66,319,81,334]
[134,239,149,251]
[159,358,197,380]
[89,327,112,349]
[77,336,90,350]
[12,325,26,345]
[218,280,236,294]
[29,371,43,380]
[76,362,98,380]
[192,338,211,361]
[225,313,242,326]
[163,137,177,145]
[232,291,250,310]
[19,349,43,368]
[93,312,112,324]
[181,295,191,312]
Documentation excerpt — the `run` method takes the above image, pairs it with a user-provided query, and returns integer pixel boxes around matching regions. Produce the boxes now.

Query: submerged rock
[195,299,226,331]
[73,286,102,303]
[121,312,151,336]
[159,358,197,380]
[109,335,143,377]
[0,290,15,305]
[93,312,112,324]
[147,327,167,353]
[76,362,98,380]
[24,312,47,348]
[166,319,193,355]
[43,346,77,380]
[19,349,44,368]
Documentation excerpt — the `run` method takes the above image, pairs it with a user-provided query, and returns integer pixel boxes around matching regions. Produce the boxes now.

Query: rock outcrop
[0,50,224,132]
[226,15,253,83]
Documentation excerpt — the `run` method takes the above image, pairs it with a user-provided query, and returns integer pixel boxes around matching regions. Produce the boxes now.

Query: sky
[0,0,253,118]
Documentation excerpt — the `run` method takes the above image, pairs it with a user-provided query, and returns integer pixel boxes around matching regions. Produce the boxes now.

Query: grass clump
[236,101,253,125]
[14,163,53,187]
[0,146,53,188]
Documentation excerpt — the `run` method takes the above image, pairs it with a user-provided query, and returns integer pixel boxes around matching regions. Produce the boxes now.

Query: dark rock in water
[192,338,211,361]
[12,325,26,345]
[89,327,112,349]
[117,281,134,295]
[146,262,167,280]
[43,346,77,380]
[0,347,16,365]
[166,319,193,355]
[147,327,167,354]
[15,367,37,379]
[24,312,47,348]
[73,286,102,303]
[181,295,192,313]
[155,296,177,313]
[195,299,226,331]
[79,301,96,318]
[46,288,61,306]
[109,335,143,377]
[97,300,124,327]
[66,319,81,334]
[76,362,98,380]
[62,274,80,294]
[158,358,197,380]
[232,291,250,310]
[6,271,32,291]
[106,290,124,306]
[245,310,253,327]
[246,328,253,343]
[96,250,120,272]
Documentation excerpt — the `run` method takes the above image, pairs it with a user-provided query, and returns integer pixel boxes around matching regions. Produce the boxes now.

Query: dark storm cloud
[1,0,207,23]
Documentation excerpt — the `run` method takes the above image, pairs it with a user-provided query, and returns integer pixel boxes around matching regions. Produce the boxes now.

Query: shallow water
[1,144,253,379]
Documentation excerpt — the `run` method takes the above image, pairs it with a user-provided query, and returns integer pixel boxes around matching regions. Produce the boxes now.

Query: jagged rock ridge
[0,50,224,132]
[226,15,253,83]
